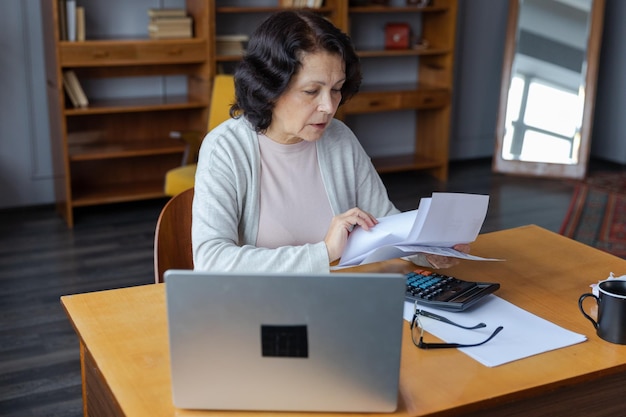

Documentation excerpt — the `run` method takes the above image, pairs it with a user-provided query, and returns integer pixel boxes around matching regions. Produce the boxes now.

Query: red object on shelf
[385,23,411,50]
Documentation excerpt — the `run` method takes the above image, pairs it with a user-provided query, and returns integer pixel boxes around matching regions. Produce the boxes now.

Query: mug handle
[578,293,599,329]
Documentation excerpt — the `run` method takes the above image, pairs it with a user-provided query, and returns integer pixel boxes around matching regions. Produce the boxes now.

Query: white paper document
[403,296,587,367]
[339,193,493,266]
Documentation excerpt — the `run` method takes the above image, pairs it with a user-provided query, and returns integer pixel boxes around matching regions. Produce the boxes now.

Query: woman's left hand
[424,243,471,269]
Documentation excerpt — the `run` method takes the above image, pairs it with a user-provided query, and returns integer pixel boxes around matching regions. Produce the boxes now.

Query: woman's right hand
[324,208,378,263]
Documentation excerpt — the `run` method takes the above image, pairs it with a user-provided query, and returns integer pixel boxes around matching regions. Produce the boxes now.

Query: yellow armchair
[164,74,235,196]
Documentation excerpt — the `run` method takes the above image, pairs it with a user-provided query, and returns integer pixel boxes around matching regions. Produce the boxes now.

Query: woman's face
[265,50,345,144]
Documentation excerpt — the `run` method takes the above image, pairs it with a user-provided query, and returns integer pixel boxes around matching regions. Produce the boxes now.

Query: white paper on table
[403,295,587,367]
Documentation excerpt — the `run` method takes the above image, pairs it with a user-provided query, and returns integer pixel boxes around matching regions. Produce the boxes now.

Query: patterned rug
[560,172,626,259]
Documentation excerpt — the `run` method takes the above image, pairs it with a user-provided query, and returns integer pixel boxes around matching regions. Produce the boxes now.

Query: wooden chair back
[154,188,194,284]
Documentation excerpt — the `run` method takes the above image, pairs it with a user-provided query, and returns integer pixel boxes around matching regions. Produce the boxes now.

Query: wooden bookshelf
[41,0,212,227]
[42,0,456,226]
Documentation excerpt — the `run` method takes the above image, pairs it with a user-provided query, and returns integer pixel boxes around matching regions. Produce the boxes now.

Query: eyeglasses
[410,302,503,349]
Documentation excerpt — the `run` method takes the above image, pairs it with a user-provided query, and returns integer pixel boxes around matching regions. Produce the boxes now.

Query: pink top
[256,133,334,249]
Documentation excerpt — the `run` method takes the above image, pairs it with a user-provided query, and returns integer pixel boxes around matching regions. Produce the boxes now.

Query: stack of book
[148,8,193,39]
[216,35,249,56]
[280,0,324,7]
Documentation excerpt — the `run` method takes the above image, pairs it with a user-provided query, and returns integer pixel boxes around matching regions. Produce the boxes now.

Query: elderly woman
[192,10,466,273]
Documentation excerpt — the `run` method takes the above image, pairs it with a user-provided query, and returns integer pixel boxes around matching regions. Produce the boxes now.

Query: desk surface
[61,225,626,416]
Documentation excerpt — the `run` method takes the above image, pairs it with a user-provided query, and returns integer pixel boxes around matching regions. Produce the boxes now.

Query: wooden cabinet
[41,0,212,227]
[42,0,455,227]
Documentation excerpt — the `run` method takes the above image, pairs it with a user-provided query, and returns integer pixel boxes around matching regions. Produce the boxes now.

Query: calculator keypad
[405,268,477,302]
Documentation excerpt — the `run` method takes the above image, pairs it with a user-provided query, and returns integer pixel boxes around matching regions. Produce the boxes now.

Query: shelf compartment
[65,110,205,161]
[69,156,182,206]
[60,39,208,67]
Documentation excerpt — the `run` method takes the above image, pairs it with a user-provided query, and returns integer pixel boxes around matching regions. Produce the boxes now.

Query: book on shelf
[148,8,193,39]
[216,34,249,56]
[76,6,85,41]
[62,70,89,108]
[58,0,86,41]
[148,8,187,19]
[58,0,67,40]
[280,0,324,7]
[66,0,77,41]
[148,25,193,39]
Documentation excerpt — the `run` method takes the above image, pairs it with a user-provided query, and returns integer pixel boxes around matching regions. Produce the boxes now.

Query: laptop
[164,270,406,413]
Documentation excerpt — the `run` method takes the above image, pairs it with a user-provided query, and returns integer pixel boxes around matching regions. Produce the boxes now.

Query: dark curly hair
[230,10,362,132]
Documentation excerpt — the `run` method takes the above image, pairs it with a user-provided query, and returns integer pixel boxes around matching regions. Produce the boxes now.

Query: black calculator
[405,268,500,311]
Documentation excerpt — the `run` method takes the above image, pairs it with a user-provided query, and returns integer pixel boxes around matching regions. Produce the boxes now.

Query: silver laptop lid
[165,270,406,413]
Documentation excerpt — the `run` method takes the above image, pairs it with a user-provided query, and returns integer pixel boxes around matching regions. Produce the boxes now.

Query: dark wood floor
[0,157,611,416]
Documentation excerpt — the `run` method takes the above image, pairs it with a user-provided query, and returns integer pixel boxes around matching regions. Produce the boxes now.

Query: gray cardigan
[192,117,400,273]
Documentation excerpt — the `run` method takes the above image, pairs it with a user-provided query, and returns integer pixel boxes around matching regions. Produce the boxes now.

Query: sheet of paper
[340,210,417,265]
[403,296,587,367]
[398,246,504,261]
[411,193,489,246]
[338,193,491,266]
[348,246,503,267]
[408,198,430,240]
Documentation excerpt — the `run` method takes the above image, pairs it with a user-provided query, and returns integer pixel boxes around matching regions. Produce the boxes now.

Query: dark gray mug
[579,280,626,345]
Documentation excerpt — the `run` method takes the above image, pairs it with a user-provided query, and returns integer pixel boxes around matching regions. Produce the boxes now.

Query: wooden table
[61,225,626,417]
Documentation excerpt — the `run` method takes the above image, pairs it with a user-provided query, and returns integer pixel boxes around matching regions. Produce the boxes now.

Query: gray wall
[591,0,626,162]
[1,1,55,208]
[1,0,624,209]
[450,0,509,160]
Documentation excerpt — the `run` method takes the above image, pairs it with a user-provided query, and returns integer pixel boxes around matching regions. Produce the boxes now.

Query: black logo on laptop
[261,325,308,358]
